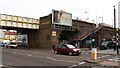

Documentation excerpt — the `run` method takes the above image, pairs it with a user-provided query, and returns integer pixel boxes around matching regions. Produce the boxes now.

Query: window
[62,45,67,49]
[56,44,62,48]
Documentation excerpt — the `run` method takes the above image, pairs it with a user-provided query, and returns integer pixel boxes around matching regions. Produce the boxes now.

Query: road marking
[35,52,39,53]
[13,52,16,53]
[108,59,114,61]
[18,53,24,54]
[102,56,105,58]
[68,65,77,68]
[86,53,88,54]
[105,55,110,57]
[26,54,32,56]
[3,50,6,51]
[0,65,4,67]
[46,57,79,63]
[34,56,44,58]
[78,62,85,65]
[98,57,101,59]
[114,60,118,62]
[82,51,85,52]
[46,57,56,61]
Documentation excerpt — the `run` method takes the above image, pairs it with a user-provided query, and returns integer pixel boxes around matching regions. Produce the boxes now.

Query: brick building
[38,14,117,50]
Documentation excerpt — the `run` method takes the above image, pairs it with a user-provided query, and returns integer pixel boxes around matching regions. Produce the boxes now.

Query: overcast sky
[0,0,119,26]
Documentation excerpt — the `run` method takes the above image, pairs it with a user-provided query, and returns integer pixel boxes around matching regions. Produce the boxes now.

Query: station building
[0,10,119,50]
[39,13,116,49]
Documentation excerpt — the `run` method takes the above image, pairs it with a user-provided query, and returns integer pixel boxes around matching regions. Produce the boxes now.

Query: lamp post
[85,12,89,22]
[92,20,95,23]
[113,5,116,51]
[99,16,103,23]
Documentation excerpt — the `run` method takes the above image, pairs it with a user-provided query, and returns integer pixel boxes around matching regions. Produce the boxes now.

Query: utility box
[91,48,97,60]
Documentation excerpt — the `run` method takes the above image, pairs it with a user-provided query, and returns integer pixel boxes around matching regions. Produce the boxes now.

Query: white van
[3,40,17,49]
[9,42,17,49]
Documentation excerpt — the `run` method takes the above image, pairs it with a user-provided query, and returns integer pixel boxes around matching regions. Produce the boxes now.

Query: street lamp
[113,5,116,51]
[99,16,103,23]
[85,12,89,22]
[92,20,95,23]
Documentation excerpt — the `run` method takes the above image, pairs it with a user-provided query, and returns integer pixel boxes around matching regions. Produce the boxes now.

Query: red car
[54,44,81,56]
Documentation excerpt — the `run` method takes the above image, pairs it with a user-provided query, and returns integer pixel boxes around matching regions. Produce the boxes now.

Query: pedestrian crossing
[108,57,120,62]
[81,50,119,63]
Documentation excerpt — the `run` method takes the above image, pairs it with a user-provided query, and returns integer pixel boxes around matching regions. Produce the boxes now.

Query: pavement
[80,48,120,67]
[80,48,120,55]
[97,49,120,55]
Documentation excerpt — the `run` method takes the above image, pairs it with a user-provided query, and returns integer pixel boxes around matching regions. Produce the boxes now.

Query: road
[1,47,120,68]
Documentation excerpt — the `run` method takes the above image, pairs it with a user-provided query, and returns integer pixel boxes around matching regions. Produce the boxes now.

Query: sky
[0,0,120,27]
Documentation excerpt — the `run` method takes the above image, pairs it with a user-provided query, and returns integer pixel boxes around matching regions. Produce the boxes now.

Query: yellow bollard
[91,48,97,60]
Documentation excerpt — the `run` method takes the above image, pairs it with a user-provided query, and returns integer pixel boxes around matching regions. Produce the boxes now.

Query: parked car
[6,42,18,49]
[0,42,4,47]
[54,44,81,56]
[100,41,114,50]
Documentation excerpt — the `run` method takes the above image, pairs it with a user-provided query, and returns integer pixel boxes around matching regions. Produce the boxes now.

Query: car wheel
[100,47,103,50]
[54,50,58,54]
[68,52,73,56]
[6,46,8,48]
[15,47,17,49]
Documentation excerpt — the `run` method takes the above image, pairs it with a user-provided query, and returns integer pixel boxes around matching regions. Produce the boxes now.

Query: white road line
[102,56,105,58]
[13,52,17,53]
[18,53,24,54]
[34,56,44,58]
[108,59,114,61]
[82,51,85,52]
[46,57,79,63]
[3,50,6,51]
[105,55,110,57]
[78,62,85,65]
[46,57,57,61]
[35,52,39,53]
[114,60,118,62]
[98,57,101,59]
[68,65,77,68]
[68,62,85,68]
[26,54,32,56]
[0,65,4,67]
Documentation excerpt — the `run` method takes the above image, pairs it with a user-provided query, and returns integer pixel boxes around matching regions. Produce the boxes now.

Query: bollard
[91,48,97,60]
